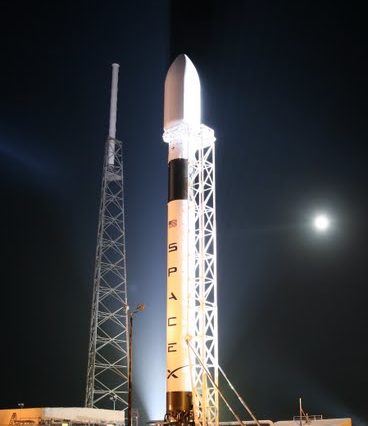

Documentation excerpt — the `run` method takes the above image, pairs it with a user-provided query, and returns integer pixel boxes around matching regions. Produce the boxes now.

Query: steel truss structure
[85,136,129,410]
[189,124,219,426]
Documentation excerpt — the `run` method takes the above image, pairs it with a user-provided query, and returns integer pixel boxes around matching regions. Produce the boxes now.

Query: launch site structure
[85,63,129,411]
[189,122,219,426]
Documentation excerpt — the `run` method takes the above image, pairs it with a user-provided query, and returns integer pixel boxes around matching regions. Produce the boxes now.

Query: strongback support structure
[189,125,218,426]
[86,64,129,411]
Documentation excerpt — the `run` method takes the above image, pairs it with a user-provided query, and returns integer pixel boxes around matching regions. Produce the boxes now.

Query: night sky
[0,1,367,426]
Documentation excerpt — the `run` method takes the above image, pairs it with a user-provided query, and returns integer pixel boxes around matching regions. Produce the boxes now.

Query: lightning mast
[85,63,129,411]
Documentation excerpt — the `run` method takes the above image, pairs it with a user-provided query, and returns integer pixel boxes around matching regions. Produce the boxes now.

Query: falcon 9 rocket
[163,54,200,424]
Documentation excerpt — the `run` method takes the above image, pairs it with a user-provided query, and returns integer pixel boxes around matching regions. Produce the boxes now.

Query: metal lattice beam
[85,137,129,410]
[189,125,219,426]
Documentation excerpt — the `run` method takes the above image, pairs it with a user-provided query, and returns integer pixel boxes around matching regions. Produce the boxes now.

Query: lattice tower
[85,64,129,411]
[189,124,219,426]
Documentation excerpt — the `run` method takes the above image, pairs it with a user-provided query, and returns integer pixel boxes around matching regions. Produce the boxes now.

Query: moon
[313,213,331,232]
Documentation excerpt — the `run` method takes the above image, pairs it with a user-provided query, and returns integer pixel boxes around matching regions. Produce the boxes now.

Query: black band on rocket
[168,158,188,202]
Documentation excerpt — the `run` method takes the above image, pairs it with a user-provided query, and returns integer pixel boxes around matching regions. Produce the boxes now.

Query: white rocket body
[163,54,201,421]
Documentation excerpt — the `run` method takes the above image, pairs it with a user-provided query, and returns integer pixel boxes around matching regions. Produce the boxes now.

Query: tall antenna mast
[85,63,129,411]
[108,63,119,163]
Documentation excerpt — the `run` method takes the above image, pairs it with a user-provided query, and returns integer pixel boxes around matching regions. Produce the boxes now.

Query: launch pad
[1,58,352,426]
[145,419,352,426]
[0,407,124,426]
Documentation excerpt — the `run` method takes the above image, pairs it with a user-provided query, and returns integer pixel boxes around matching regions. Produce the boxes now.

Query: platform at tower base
[219,420,352,426]
[147,419,352,426]
[0,407,124,426]
[274,419,352,426]
[218,420,352,426]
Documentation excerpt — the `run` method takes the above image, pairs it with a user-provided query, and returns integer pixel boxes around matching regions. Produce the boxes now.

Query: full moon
[313,214,330,232]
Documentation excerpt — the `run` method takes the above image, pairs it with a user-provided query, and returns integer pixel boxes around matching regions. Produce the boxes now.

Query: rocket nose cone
[164,54,201,130]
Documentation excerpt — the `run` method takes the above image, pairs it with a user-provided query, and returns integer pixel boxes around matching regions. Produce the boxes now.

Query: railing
[293,415,323,423]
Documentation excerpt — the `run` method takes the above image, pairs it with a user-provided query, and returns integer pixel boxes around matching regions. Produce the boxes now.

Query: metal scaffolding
[189,124,219,426]
[85,64,129,411]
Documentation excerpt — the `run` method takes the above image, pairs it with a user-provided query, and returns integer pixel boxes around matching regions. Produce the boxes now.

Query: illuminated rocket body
[163,54,200,422]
